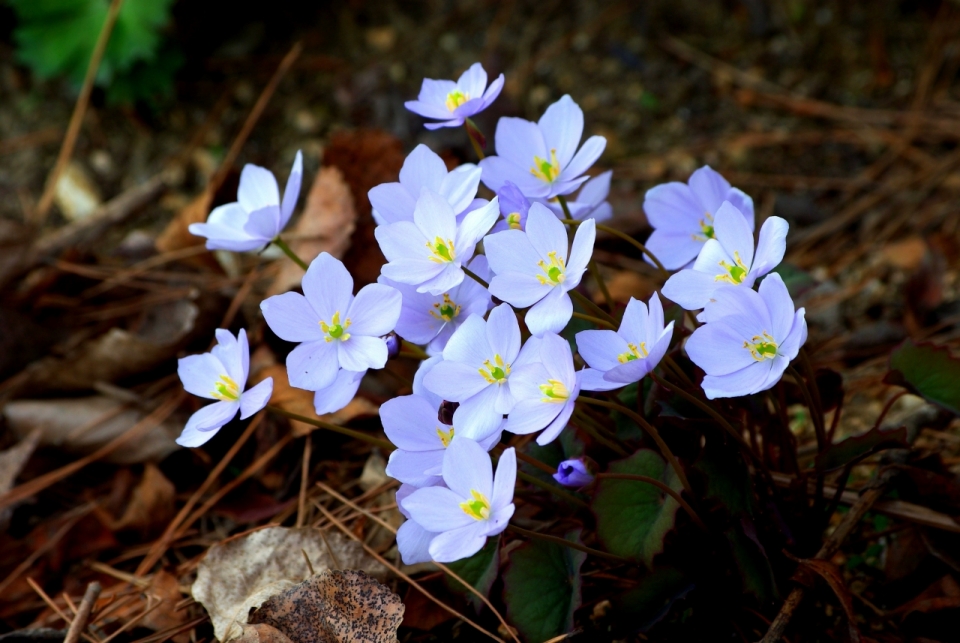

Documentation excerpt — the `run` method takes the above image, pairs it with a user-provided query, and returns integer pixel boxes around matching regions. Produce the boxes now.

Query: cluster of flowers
[178,62,807,564]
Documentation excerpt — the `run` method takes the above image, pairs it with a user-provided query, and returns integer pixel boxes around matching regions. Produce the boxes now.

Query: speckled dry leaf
[268,166,357,296]
[250,364,377,438]
[191,526,385,642]
[250,570,403,643]
[234,624,293,643]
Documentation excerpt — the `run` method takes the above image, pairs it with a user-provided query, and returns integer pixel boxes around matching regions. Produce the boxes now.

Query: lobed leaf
[887,339,960,415]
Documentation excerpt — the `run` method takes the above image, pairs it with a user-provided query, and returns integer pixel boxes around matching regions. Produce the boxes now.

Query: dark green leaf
[444,536,500,612]
[725,519,778,603]
[770,262,816,299]
[592,450,682,565]
[502,531,585,643]
[814,425,907,472]
[692,439,756,517]
[615,567,693,632]
[887,339,960,415]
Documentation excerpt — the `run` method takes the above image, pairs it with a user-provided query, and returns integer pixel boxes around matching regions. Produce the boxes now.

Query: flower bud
[553,457,596,487]
[382,332,400,359]
[438,400,459,425]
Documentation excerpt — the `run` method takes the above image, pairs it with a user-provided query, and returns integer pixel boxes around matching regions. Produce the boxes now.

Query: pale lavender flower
[396,482,440,565]
[423,305,521,440]
[313,368,366,415]
[540,170,613,223]
[400,438,516,563]
[480,95,606,199]
[576,293,674,391]
[379,255,492,355]
[260,252,401,391]
[661,202,788,311]
[505,333,581,445]
[643,165,754,270]
[375,188,499,296]
[485,203,595,336]
[405,63,505,130]
[554,458,595,487]
[369,144,482,226]
[176,329,273,447]
[189,151,302,252]
[489,181,532,233]
[685,273,807,399]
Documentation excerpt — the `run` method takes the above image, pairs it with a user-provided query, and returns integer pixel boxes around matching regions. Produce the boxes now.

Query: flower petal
[286,340,339,391]
[661,268,719,311]
[524,288,572,336]
[644,228,704,270]
[396,519,437,565]
[428,523,488,562]
[386,449,445,487]
[179,353,228,400]
[713,201,755,269]
[458,62,488,99]
[576,329,624,371]
[403,486,475,531]
[580,367,622,391]
[177,401,238,447]
[685,319,762,377]
[505,399,561,435]
[491,446,516,510]
[382,394,446,451]
[494,116,546,169]
[400,144,448,195]
[279,150,303,228]
[237,164,280,212]
[440,164,482,215]
[239,378,272,419]
[484,229,541,278]
[313,368,365,415]
[751,216,789,278]
[261,292,325,343]
[485,304,521,361]
[456,197,499,249]
[443,436,493,499]
[558,135,606,184]
[565,218,595,289]
[538,95,583,168]
[302,253,354,322]
[338,336,388,372]
[347,283,402,336]
[424,360,489,401]
[370,182,417,225]
[687,165,731,215]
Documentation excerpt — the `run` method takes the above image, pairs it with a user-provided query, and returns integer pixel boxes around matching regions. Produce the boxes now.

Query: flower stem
[462,265,490,289]
[267,405,394,450]
[400,340,428,360]
[559,219,669,277]
[569,289,618,326]
[576,396,694,499]
[595,473,707,530]
[588,259,616,312]
[516,470,589,508]
[464,119,486,160]
[571,409,630,456]
[787,365,827,453]
[572,311,617,330]
[507,525,633,563]
[272,237,309,271]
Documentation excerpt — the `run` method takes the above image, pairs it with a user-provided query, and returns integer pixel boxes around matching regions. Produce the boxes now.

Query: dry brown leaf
[3,397,181,464]
[252,364,378,438]
[141,570,190,643]
[235,623,294,643]
[191,526,386,642]
[156,191,214,254]
[269,167,357,296]
[249,570,403,643]
[13,299,204,396]
[105,463,176,534]
[0,429,42,530]
[596,270,657,305]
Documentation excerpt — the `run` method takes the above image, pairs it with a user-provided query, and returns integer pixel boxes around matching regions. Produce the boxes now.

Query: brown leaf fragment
[269,167,357,296]
[0,429,42,530]
[141,571,190,643]
[250,570,404,643]
[104,463,176,534]
[235,624,294,643]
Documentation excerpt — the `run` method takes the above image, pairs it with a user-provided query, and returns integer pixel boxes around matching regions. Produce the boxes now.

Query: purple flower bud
[383,332,400,359]
[438,400,459,425]
[553,457,595,487]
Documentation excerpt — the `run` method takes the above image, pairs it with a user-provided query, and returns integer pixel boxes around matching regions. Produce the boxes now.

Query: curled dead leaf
[269,166,357,296]
[4,397,181,464]
[235,624,293,643]
[249,570,404,643]
[191,526,386,642]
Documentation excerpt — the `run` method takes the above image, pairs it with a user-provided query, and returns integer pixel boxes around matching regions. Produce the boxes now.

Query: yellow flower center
[743,332,779,362]
[530,148,561,183]
[714,251,749,285]
[617,342,649,364]
[539,379,570,403]
[507,212,523,230]
[436,426,455,447]
[427,236,456,264]
[536,251,566,286]
[319,311,352,343]
[479,354,511,384]
[445,89,470,112]
[460,489,491,521]
[691,212,715,242]
[211,374,240,401]
[429,294,461,323]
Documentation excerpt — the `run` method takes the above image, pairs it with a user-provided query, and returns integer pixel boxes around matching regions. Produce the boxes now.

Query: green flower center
[436,426,455,447]
[445,89,469,112]
[714,251,749,285]
[539,379,570,403]
[211,374,240,401]
[460,489,491,521]
[320,311,352,343]
[479,354,511,384]
[427,236,456,263]
[536,251,566,286]
[617,342,649,364]
[530,148,561,183]
[743,332,779,362]
[429,294,461,323]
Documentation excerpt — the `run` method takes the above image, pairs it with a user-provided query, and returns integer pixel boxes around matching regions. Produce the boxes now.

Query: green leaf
[502,531,585,643]
[770,262,816,299]
[615,567,692,632]
[592,449,682,565]
[443,536,499,612]
[887,339,960,415]
[814,425,908,472]
[724,520,778,603]
[692,438,756,517]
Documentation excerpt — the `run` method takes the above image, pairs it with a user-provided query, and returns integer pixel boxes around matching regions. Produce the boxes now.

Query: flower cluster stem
[576,396,694,499]
[507,525,633,563]
[572,311,616,330]
[400,340,428,360]
[569,289,617,326]
[516,470,589,508]
[272,237,309,270]
[464,119,486,160]
[559,219,669,277]
[267,405,394,450]
[462,265,490,289]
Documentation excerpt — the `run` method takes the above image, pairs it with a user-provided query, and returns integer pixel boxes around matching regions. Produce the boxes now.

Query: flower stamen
[536,251,566,286]
[617,342,648,364]
[507,212,523,230]
[715,250,749,284]
[479,354,511,384]
[460,489,491,521]
[530,149,561,183]
[319,311,352,343]
[691,212,715,242]
[436,426,455,447]
[743,332,779,362]
[539,379,570,403]
[429,294,461,323]
[427,237,456,264]
[211,374,240,401]
[445,89,469,112]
